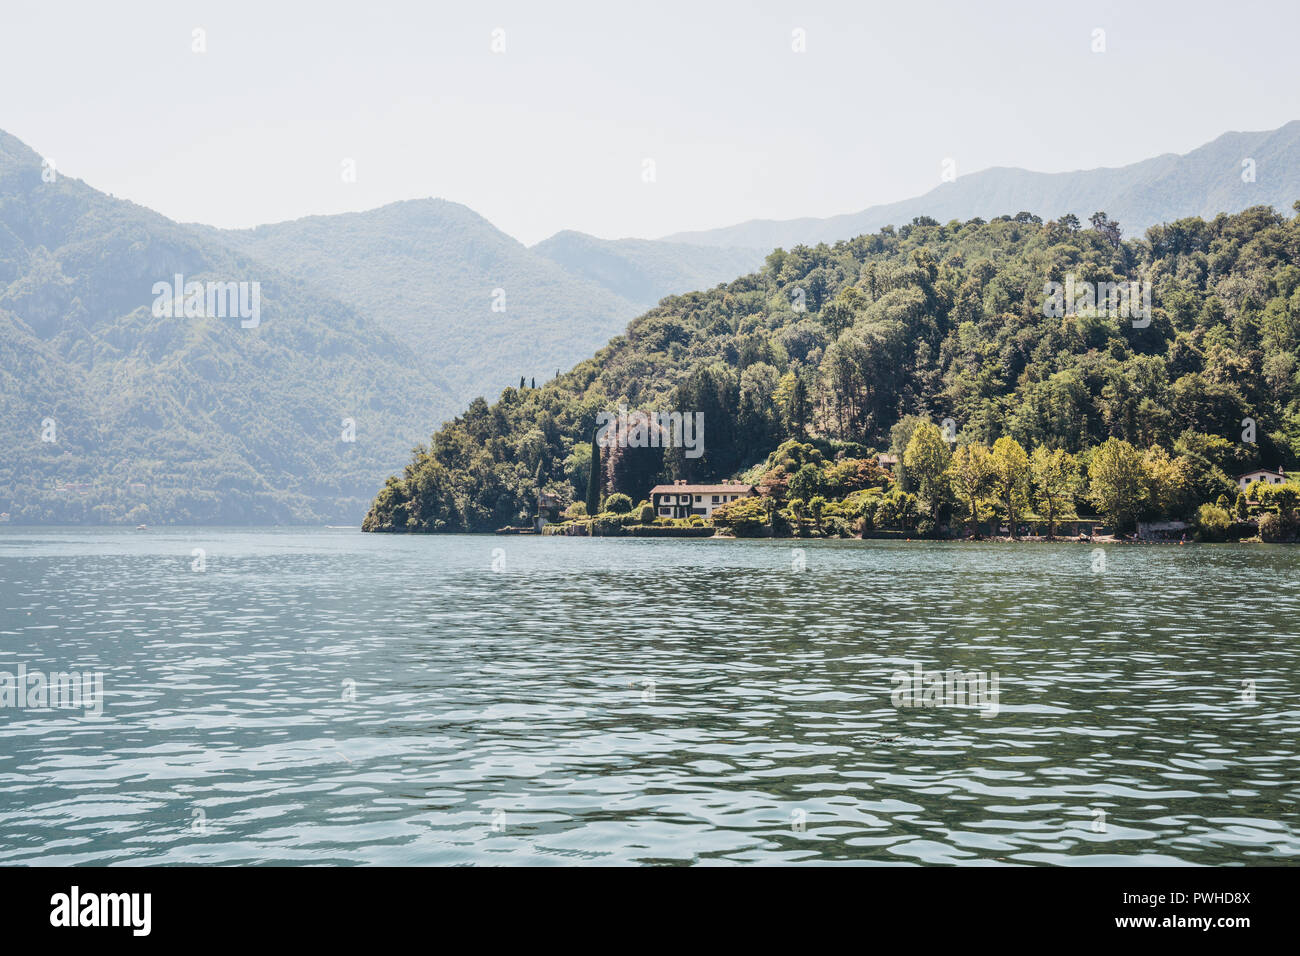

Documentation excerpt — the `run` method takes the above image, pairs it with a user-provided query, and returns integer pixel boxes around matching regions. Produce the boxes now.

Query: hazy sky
[3,0,1297,244]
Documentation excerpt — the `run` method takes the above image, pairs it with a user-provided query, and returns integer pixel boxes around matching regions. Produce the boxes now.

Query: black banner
[0,866,1286,943]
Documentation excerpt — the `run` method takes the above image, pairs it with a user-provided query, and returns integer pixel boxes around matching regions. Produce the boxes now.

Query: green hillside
[204,200,765,407]
[0,131,453,524]
[364,204,1300,534]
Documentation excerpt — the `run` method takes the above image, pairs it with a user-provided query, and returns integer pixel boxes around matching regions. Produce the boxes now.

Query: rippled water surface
[1,528,1297,865]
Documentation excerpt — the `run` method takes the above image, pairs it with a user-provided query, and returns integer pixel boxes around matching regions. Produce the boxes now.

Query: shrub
[1195,503,1231,542]
[1259,510,1299,542]
[1251,482,1273,508]
[1273,484,1300,513]
[857,497,878,530]
[712,495,770,536]
[789,463,824,501]
[604,493,633,514]
[563,501,588,519]
[809,495,827,526]
[823,516,851,538]
[636,502,655,524]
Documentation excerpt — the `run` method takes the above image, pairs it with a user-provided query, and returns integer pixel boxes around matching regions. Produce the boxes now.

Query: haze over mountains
[1,120,1297,524]
[0,128,764,524]
[662,122,1300,250]
[0,129,452,524]
[199,202,762,405]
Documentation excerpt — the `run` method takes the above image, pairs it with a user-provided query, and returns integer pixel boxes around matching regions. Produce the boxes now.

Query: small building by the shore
[534,492,564,532]
[1137,519,1189,541]
[650,480,754,520]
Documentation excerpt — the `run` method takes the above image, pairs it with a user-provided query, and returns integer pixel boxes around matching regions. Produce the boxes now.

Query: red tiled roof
[649,483,755,495]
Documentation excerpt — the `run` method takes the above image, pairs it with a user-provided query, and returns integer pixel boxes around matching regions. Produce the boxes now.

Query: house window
[712,496,720,503]
[694,495,701,502]
[659,507,671,516]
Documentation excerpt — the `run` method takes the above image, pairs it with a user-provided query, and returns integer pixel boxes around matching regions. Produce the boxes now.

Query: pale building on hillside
[650,480,754,520]
[1237,467,1286,492]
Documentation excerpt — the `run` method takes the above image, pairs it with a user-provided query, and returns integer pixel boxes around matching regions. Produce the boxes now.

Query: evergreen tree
[585,431,602,515]
[791,376,809,436]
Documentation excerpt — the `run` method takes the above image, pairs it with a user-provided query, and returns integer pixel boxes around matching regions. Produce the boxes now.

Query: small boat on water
[135,524,148,531]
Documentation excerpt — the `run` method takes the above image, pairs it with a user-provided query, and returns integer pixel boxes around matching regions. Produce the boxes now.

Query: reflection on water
[0,529,1297,865]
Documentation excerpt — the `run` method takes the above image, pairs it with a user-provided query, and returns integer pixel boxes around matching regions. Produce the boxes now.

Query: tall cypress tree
[791,376,808,436]
[586,431,601,515]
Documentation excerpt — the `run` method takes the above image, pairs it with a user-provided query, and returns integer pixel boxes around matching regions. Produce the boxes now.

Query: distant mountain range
[0,131,762,524]
[1,120,1297,523]
[661,122,1300,249]
[197,202,762,406]
[0,130,454,524]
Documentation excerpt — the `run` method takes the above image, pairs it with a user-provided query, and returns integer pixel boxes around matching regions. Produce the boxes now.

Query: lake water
[0,528,1297,866]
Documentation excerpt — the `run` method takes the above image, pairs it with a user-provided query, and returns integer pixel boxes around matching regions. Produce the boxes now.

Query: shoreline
[524,524,1275,544]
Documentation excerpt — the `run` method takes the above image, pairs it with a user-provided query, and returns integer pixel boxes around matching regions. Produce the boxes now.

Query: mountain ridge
[660,121,1300,249]
[4,120,1300,525]
[199,197,763,407]
[0,130,456,524]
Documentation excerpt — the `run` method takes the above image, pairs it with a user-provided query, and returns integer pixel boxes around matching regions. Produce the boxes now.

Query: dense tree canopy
[365,205,1300,533]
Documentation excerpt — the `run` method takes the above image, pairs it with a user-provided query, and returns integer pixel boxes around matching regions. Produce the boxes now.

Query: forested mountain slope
[205,202,766,407]
[0,130,452,524]
[365,204,1300,532]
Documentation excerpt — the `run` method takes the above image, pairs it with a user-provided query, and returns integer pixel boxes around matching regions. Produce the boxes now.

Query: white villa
[650,480,755,520]
[1237,467,1287,492]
